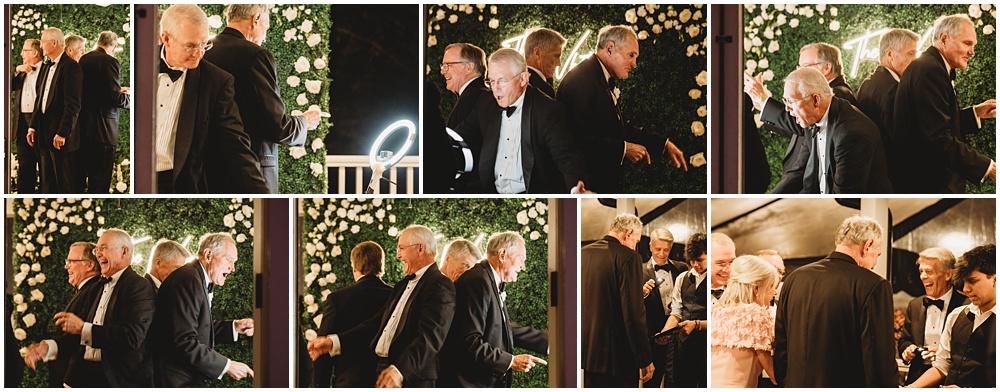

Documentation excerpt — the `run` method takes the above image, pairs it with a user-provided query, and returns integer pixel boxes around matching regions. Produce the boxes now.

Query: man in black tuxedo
[203,4,319,194]
[893,14,996,193]
[155,4,268,193]
[456,48,590,194]
[313,241,392,387]
[581,214,653,387]
[11,39,44,193]
[152,233,254,387]
[441,43,488,192]
[35,230,156,387]
[27,27,83,193]
[774,215,897,387]
[747,67,891,193]
[440,232,548,387]
[22,242,102,387]
[639,228,687,388]
[78,31,130,194]
[898,248,969,384]
[144,239,190,293]
[523,28,564,98]
[308,225,456,387]
[856,29,918,157]
[558,25,686,193]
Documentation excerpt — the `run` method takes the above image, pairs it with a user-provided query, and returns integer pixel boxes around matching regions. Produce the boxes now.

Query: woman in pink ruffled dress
[710,255,780,387]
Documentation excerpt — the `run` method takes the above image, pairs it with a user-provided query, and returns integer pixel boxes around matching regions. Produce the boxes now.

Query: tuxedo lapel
[519,89,535,190]
[912,297,927,345]
[590,56,622,124]
[173,66,200,181]
[479,106,503,186]
[480,263,512,352]
[35,62,54,114]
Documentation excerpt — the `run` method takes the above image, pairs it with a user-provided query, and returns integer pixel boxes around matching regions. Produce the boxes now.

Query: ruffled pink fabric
[711,303,774,353]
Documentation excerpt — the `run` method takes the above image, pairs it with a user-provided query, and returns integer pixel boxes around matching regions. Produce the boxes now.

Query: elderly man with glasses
[439,42,489,193]
[11,38,45,193]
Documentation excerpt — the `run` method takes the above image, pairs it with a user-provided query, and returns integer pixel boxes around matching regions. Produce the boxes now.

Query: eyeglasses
[397,243,419,252]
[797,61,826,69]
[92,245,120,255]
[168,33,213,54]
[485,74,522,90]
[440,61,470,71]
[782,95,812,106]
[65,259,90,265]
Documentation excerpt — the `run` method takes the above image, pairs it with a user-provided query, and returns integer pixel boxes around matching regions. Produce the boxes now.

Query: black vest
[943,309,995,387]
[679,272,707,321]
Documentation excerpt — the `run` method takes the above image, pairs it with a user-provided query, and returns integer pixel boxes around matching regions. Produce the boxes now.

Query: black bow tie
[97,276,112,285]
[207,283,215,294]
[806,124,821,135]
[498,282,506,293]
[923,297,944,310]
[608,77,617,91]
[403,273,416,282]
[689,273,697,284]
[654,263,672,273]
[711,288,725,299]
[949,69,957,81]
[966,310,976,322]
[159,58,183,82]
[503,106,517,118]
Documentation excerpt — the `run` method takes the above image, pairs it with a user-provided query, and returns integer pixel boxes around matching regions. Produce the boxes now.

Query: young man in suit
[523,28,564,98]
[455,48,590,194]
[658,233,708,387]
[143,239,190,293]
[774,216,897,387]
[307,225,456,387]
[892,14,997,193]
[313,241,392,387]
[152,233,254,387]
[78,31,130,194]
[558,25,686,193]
[581,214,653,387]
[856,29,919,157]
[202,4,319,193]
[11,39,44,193]
[28,27,83,193]
[155,4,268,193]
[640,228,687,388]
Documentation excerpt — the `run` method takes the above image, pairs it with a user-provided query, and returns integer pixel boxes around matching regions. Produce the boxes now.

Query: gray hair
[785,67,834,99]
[650,228,674,245]
[834,215,883,246]
[445,238,482,261]
[152,239,191,264]
[486,232,524,257]
[226,4,270,23]
[932,14,974,43]
[717,255,778,306]
[64,35,86,51]
[41,27,65,47]
[917,247,957,272]
[198,232,235,259]
[710,232,735,252]
[488,48,527,75]
[401,225,437,256]
[97,31,118,47]
[524,27,566,55]
[801,42,844,77]
[70,242,100,274]
[879,28,919,60]
[103,228,134,255]
[445,42,486,76]
[596,25,636,51]
[161,4,209,36]
[609,213,642,233]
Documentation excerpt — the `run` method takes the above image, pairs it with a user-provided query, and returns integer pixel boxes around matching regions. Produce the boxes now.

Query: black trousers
[82,138,116,193]
[38,139,80,194]
[64,359,110,388]
[675,329,707,387]
[375,358,434,387]
[157,170,174,193]
[584,370,638,388]
[14,112,38,193]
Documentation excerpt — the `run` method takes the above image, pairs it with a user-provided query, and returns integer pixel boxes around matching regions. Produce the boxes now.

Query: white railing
[325,155,419,194]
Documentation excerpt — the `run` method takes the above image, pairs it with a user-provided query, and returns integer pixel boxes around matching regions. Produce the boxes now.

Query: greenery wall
[426,4,708,194]
[300,198,550,387]
[9,198,256,388]
[9,5,131,193]
[743,4,997,193]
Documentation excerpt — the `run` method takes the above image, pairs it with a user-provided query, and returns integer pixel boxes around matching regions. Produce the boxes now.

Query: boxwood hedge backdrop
[426,4,708,194]
[9,198,256,388]
[9,5,131,193]
[743,4,997,193]
[300,198,550,387]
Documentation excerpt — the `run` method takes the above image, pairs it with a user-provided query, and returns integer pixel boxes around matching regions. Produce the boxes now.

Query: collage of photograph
[2,3,996,389]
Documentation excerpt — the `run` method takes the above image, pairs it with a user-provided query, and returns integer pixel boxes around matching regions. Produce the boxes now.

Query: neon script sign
[502,30,593,81]
[842,27,934,78]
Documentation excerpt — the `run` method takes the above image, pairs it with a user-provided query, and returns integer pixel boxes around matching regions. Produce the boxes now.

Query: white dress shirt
[19,64,41,113]
[494,91,527,194]
[931,304,995,377]
[648,258,676,313]
[669,269,706,320]
[922,289,954,349]
[39,52,63,114]
[155,49,188,172]
[81,267,127,361]
[813,104,832,193]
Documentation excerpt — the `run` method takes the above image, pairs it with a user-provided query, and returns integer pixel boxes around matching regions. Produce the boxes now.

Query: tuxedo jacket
[457,85,588,193]
[315,275,392,388]
[152,262,237,387]
[339,263,456,385]
[557,55,666,193]
[528,68,555,98]
[446,76,489,192]
[78,49,129,147]
[48,276,104,387]
[29,54,83,153]
[581,236,652,377]
[897,288,969,356]
[166,58,268,193]
[765,75,858,193]
[774,252,897,387]
[642,259,688,338]
[143,273,158,294]
[892,46,990,194]
[60,267,156,388]
[856,65,897,153]
[10,68,41,138]
[203,28,308,193]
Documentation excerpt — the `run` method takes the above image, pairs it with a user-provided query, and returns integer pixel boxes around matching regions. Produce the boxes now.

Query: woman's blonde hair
[717,255,778,306]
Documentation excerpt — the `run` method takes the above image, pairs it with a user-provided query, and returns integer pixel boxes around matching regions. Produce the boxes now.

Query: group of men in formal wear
[427,24,688,194]
[11,28,129,194]
[154,4,319,193]
[306,226,549,387]
[744,14,996,194]
[580,214,709,387]
[19,230,255,387]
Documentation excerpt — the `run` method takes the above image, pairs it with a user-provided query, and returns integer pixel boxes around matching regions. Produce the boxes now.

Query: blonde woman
[710,255,780,387]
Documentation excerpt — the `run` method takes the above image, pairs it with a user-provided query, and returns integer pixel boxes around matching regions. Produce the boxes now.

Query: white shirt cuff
[219,358,231,379]
[328,334,342,357]
[42,339,58,362]
[81,322,94,347]
[508,356,515,370]
[619,142,627,165]
[388,364,404,381]
[981,160,994,183]
[231,322,238,341]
